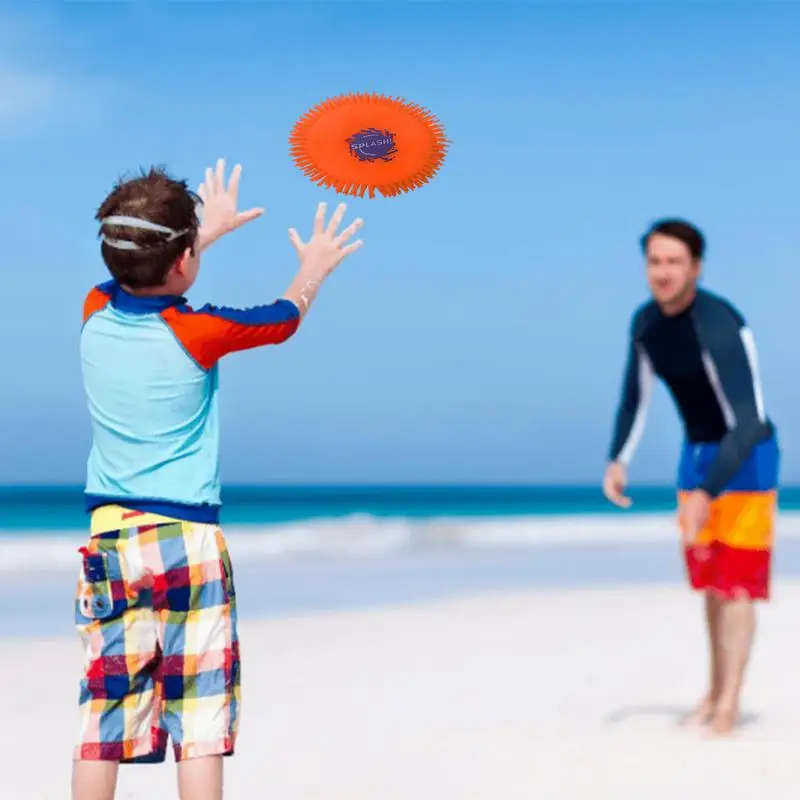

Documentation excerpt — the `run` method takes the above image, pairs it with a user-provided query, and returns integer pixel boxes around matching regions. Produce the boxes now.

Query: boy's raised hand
[196,159,264,252]
[288,202,364,281]
[281,202,364,317]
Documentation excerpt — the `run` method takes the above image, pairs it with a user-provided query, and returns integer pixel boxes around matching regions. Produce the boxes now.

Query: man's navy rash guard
[608,288,775,498]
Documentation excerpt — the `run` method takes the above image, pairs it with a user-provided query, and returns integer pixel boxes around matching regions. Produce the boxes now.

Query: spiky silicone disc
[289,93,448,199]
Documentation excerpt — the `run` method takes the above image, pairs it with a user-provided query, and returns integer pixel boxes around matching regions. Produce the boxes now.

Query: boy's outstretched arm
[162,300,301,369]
[163,201,363,370]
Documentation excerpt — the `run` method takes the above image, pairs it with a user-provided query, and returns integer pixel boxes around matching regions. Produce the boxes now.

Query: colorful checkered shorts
[74,514,240,763]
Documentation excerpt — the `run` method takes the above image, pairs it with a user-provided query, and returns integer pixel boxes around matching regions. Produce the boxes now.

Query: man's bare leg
[708,595,756,736]
[681,592,724,726]
[177,755,224,800]
[71,760,119,800]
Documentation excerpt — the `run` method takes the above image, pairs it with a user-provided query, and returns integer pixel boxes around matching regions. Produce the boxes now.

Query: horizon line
[1,483,799,492]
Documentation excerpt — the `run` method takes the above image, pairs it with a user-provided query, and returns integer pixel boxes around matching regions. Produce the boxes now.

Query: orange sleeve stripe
[161,306,300,370]
[83,286,112,323]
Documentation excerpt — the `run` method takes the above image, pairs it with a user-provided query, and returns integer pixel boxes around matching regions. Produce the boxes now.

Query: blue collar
[109,282,187,314]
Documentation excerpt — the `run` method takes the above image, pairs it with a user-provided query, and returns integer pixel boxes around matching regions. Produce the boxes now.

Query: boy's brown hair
[96,167,201,289]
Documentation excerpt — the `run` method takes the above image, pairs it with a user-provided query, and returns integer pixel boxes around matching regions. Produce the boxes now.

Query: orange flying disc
[289,93,448,199]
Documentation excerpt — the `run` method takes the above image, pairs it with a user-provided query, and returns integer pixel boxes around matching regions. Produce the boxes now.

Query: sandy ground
[5,581,800,799]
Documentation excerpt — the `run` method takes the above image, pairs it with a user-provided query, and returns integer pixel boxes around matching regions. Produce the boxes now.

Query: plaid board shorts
[74,509,240,763]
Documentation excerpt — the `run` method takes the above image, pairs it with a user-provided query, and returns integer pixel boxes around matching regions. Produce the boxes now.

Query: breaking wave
[3,512,799,573]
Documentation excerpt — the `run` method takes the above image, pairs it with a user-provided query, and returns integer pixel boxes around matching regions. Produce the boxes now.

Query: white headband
[100,215,190,251]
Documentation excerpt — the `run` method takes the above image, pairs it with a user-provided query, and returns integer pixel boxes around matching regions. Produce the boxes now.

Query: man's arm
[608,314,655,466]
[162,300,301,370]
[696,304,772,497]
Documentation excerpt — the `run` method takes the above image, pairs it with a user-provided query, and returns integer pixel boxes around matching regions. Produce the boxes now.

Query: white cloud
[0,11,105,139]
[0,61,99,138]
[0,65,60,130]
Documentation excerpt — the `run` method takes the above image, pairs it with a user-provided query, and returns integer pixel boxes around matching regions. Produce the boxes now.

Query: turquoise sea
[4,484,800,533]
[3,484,800,638]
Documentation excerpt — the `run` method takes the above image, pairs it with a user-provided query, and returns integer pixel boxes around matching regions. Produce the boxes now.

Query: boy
[74,159,363,800]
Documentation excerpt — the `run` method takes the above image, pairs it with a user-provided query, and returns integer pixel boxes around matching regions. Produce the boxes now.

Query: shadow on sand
[603,704,760,729]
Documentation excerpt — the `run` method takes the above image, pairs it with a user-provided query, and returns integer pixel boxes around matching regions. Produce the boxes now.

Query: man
[603,218,778,737]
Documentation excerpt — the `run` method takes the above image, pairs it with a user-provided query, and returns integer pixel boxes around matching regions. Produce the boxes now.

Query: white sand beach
[4,580,800,799]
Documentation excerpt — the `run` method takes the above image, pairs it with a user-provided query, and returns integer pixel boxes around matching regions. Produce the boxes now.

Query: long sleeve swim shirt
[81,281,300,522]
[608,288,775,498]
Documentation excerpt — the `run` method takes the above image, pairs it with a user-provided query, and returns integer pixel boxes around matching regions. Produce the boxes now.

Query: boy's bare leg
[178,755,224,800]
[71,760,119,800]
[709,596,756,736]
[681,592,724,726]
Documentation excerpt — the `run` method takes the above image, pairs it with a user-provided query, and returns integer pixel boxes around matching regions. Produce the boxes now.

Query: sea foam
[3,511,800,574]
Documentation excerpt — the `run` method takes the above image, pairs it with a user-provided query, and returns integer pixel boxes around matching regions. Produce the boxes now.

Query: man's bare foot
[679,696,716,727]
[707,702,739,737]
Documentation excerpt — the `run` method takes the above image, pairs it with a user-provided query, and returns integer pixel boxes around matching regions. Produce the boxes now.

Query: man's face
[645,233,700,311]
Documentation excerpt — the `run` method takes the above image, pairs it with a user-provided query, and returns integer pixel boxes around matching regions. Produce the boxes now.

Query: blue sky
[2,1,799,485]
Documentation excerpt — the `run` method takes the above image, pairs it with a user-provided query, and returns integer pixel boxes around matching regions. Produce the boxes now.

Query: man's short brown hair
[95,167,201,290]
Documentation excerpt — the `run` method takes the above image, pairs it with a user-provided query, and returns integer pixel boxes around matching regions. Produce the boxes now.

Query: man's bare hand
[603,461,632,508]
[678,490,712,544]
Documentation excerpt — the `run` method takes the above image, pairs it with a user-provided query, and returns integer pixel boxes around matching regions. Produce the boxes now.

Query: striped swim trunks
[74,506,240,763]
[677,436,779,601]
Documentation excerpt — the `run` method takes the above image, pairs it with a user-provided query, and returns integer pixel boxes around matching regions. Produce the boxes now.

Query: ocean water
[0,484,657,530]
[2,481,800,571]
[3,485,800,638]
[6,484,800,532]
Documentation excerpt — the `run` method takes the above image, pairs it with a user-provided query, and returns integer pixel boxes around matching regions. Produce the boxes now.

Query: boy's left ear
[173,249,191,275]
